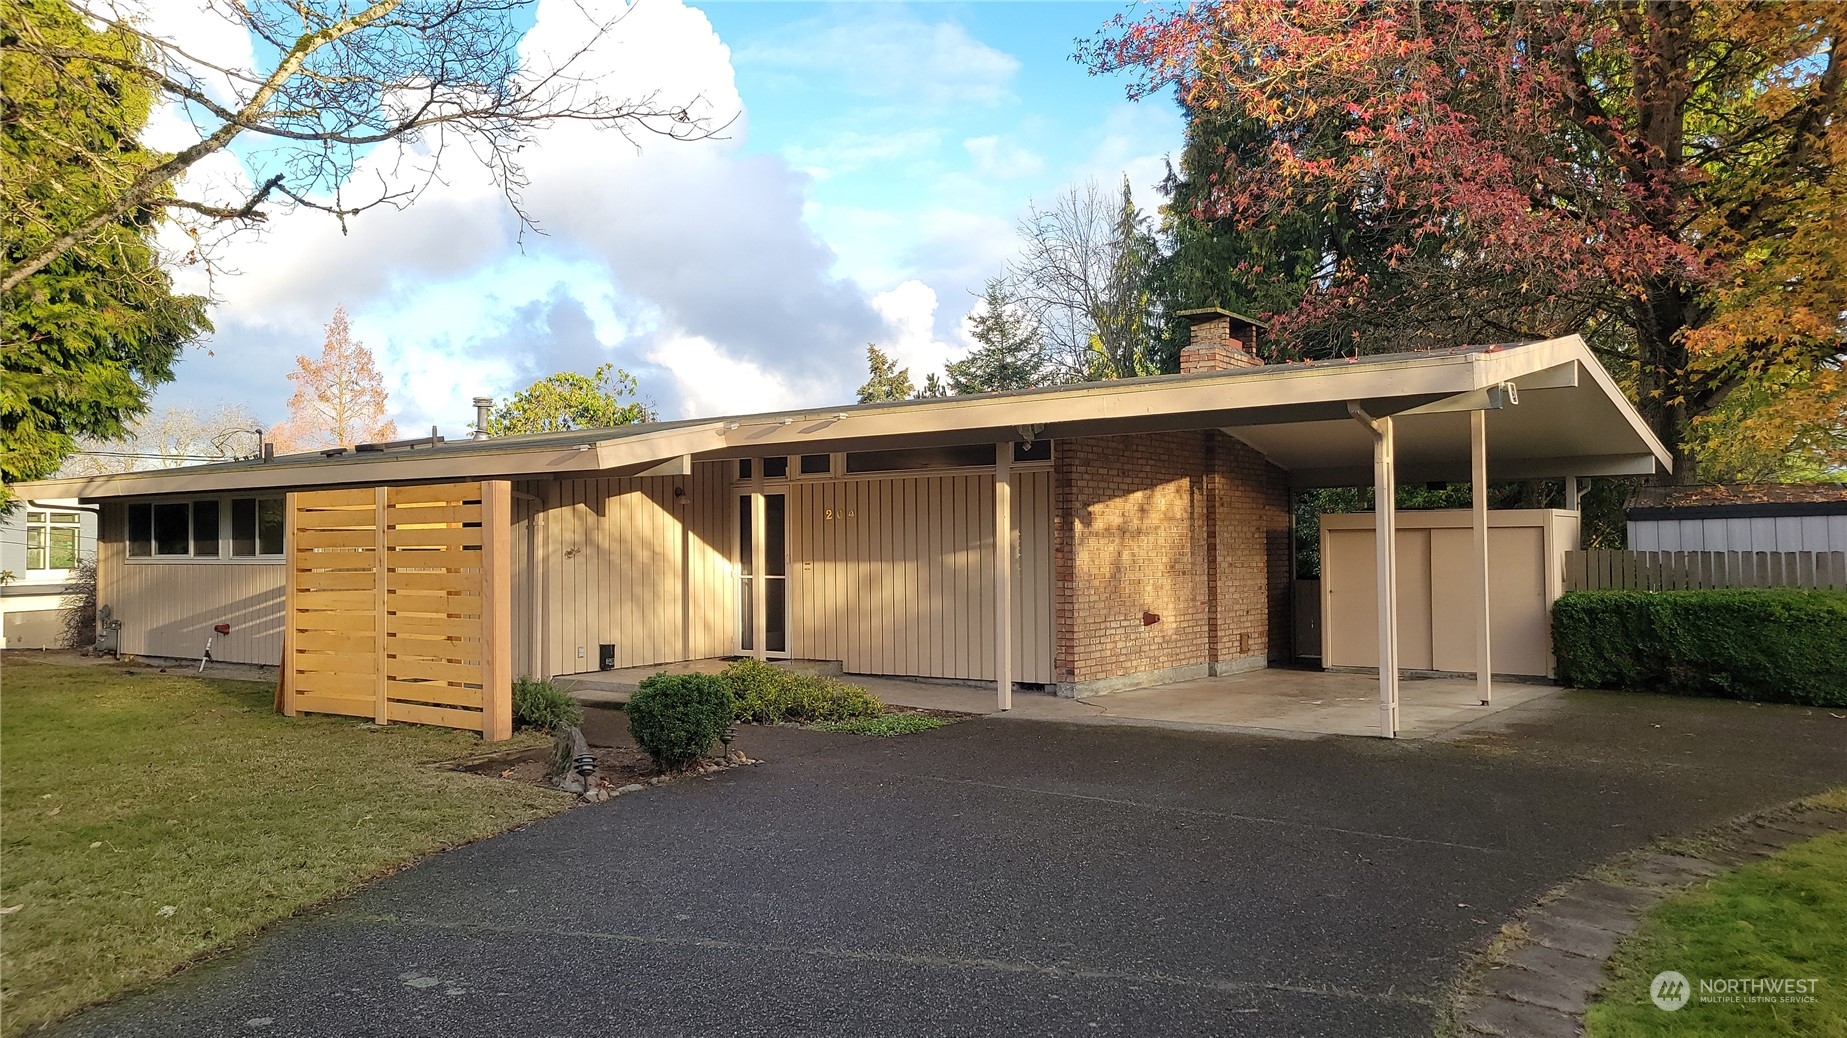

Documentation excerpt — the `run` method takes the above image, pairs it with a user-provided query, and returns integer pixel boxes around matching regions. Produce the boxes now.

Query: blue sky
[149,1,1181,433]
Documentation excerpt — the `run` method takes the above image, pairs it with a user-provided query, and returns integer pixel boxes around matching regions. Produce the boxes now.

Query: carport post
[1471,409,1492,706]
[994,442,1014,711]
[1373,416,1399,738]
[751,462,767,662]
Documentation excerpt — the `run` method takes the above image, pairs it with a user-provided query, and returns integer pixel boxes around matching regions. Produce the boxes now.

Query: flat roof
[15,334,1671,500]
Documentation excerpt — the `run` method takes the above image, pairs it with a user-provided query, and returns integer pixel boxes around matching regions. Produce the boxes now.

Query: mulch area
[457,744,660,789]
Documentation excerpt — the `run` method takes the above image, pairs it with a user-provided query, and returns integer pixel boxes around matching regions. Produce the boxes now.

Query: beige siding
[96,503,285,665]
[1319,509,1577,678]
[525,463,733,676]
[527,465,1053,683]
[785,469,1052,684]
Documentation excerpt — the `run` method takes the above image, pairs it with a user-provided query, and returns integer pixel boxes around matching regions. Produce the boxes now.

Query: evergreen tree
[945,280,1048,394]
[1,0,210,497]
[856,345,913,403]
[915,373,949,399]
[1148,106,1330,372]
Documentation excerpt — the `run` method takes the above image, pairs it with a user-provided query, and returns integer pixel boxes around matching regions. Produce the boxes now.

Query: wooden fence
[1564,549,1847,592]
[279,480,512,740]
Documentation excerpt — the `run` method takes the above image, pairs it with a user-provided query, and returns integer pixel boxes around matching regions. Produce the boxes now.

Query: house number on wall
[823,508,856,520]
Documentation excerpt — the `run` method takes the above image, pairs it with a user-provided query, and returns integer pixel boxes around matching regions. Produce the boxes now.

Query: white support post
[1374,416,1399,738]
[994,442,1014,711]
[1564,474,1582,511]
[751,463,767,662]
[1471,409,1493,706]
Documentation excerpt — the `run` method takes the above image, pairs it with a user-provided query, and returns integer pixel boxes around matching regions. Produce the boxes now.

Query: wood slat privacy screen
[1565,549,1847,592]
[279,480,513,740]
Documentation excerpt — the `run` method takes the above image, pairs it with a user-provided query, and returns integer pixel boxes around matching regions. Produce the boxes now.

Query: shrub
[627,673,735,770]
[812,713,944,737]
[1552,589,1847,706]
[512,677,583,732]
[58,556,97,650]
[719,660,883,724]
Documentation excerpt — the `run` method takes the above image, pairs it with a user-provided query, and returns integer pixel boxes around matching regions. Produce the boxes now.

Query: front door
[737,492,788,655]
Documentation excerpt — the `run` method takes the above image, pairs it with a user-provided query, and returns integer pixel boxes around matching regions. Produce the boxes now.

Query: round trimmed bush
[627,673,735,770]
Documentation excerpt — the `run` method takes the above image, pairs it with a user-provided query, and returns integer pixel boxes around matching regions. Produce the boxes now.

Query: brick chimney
[1178,308,1265,373]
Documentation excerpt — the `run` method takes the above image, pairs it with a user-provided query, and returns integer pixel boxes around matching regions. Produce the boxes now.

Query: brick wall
[1053,430,1291,696]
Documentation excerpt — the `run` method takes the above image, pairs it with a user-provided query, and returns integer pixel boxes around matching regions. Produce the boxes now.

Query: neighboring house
[1627,483,1847,553]
[0,499,98,649]
[17,317,1670,738]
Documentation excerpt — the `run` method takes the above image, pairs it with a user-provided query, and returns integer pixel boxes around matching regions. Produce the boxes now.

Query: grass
[1585,806,1847,1036]
[0,658,569,1035]
[809,712,946,737]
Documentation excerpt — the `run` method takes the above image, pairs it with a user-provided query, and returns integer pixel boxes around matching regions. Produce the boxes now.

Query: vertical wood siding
[527,465,1052,683]
[527,464,732,675]
[96,502,285,665]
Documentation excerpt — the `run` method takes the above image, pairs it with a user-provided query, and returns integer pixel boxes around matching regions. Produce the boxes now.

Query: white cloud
[139,0,891,430]
[647,335,798,417]
[871,280,965,381]
[963,135,1044,180]
[733,11,1019,106]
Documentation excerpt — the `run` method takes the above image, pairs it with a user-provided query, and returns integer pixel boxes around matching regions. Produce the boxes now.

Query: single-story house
[1627,482,1847,553]
[0,498,97,649]
[15,313,1671,738]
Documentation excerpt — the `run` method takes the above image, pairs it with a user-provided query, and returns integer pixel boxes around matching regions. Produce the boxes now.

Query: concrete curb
[1449,801,1847,1038]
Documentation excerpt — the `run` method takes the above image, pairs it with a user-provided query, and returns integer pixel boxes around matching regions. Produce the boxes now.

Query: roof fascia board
[1286,451,1663,489]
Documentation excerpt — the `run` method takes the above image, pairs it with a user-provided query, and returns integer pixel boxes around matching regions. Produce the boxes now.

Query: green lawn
[0,657,569,1035]
[1586,791,1847,1037]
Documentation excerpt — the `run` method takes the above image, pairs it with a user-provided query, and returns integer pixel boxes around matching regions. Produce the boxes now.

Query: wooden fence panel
[1563,549,1847,592]
[279,480,512,740]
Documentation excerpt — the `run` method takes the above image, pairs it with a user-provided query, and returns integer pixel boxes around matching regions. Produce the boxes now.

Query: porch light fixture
[831,412,849,421]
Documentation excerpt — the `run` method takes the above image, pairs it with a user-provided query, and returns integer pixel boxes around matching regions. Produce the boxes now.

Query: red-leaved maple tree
[1088,0,1843,481]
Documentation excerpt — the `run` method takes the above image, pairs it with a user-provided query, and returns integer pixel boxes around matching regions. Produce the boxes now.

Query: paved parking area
[53,689,1847,1038]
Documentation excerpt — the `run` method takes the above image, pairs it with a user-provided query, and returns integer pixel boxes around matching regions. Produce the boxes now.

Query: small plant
[57,556,97,650]
[627,673,735,770]
[812,713,945,737]
[719,660,883,724]
[512,677,583,732]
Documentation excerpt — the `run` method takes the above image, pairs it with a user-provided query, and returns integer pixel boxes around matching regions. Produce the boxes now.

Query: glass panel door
[737,492,789,655]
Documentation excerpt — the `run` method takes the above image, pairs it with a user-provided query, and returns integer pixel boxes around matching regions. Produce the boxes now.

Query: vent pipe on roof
[472,396,492,439]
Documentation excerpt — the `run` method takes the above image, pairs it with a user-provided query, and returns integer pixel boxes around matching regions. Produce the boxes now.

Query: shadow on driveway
[54,690,1847,1038]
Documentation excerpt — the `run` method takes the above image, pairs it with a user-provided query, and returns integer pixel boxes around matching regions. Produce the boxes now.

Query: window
[25,510,81,570]
[231,498,285,556]
[124,498,282,559]
[845,444,995,473]
[736,457,791,481]
[799,454,833,475]
[152,502,190,555]
[192,501,220,557]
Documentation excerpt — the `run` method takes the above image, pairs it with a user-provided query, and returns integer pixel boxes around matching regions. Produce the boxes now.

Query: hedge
[1551,589,1847,706]
[719,659,884,724]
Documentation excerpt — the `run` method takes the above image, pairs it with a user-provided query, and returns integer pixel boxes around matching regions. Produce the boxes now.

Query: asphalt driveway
[54,690,1847,1038]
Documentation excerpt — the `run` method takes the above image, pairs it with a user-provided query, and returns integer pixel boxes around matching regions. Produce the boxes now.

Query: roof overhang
[14,334,1670,500]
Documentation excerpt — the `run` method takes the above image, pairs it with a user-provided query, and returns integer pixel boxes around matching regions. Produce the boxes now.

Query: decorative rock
[549,726,595,793]
[615,783,645,795]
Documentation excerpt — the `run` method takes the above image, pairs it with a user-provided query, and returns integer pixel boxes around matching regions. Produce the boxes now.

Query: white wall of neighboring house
[1628,514,1847,553]
[1,499,98,649]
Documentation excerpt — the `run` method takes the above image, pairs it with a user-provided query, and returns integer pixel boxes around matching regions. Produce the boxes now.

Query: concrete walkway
[559,660,1557,740]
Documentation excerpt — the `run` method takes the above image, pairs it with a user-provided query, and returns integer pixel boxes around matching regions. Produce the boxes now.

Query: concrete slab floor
[557,659,1558,741]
